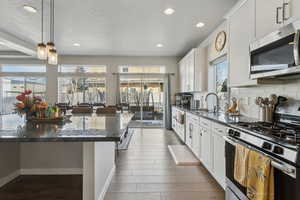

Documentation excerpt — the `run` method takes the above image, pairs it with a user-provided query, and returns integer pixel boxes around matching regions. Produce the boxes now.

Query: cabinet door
[284,0,300,24]
[200,126,212,170]
[179,61,186,92]
[188,51,195,92]
[212,132,226,189]
[194,48,207,92]
[192,126,201,159]
[256,0,283,39]
[186,121,193,148]
[229,0,257,87]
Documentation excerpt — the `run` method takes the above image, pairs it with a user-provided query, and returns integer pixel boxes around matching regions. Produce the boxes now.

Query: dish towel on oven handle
[234,143,250,187]
[247,150,274,200]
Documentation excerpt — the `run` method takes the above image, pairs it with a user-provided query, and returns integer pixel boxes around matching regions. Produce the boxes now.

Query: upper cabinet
[179,48,207,92]
[256,0,300,39]
[284,0,300,24]
[228,0,257,87]
[255,0,283,39]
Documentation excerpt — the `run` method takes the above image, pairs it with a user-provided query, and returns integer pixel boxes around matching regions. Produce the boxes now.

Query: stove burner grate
[235,121,300,144]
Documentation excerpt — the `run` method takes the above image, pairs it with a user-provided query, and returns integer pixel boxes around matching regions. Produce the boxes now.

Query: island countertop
[0,113,133,142]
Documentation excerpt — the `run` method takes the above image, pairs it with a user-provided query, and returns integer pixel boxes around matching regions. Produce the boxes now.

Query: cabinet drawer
[212,123,227,136]
[199,117,211,128]
[186,113,200,125]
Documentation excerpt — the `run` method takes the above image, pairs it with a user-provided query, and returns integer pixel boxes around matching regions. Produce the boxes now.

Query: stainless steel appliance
[174,93,193,109]
[250,20,300,79]
[225,117,300,200]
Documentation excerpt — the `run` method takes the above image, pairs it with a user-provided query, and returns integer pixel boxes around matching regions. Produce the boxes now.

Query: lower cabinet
[200,124,212,171]
[172,107,186,143]
[212,131,226,188]
[198,117,226,189]
[192,125,201,159]
[172,108,226,190]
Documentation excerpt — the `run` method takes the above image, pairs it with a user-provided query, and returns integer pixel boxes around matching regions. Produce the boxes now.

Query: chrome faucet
[205,92,219,113]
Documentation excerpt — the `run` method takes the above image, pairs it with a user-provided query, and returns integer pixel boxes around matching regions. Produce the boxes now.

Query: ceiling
[0,0,237,56]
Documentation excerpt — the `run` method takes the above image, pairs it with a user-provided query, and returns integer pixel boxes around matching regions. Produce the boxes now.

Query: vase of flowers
[15,90,48,120]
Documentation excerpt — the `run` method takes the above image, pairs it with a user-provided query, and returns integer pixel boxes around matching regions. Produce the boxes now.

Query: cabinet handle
[283,2,290,21]
[276,7,283,24]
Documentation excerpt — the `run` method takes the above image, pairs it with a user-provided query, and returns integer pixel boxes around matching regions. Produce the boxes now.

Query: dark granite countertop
[172,105,257,126]
[0,113,133,142]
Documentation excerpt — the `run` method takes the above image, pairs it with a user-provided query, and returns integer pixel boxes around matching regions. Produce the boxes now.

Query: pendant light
[37,0,47,60]
[47,0,58,65]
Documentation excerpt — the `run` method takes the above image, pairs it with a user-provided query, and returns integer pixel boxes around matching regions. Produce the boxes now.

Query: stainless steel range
[225,116,300,200]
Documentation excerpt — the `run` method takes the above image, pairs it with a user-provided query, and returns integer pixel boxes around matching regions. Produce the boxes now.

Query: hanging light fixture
[47,0,58,65]
[37,0,47,60]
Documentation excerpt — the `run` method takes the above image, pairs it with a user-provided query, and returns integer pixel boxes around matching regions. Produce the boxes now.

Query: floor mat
[168,145,201,166]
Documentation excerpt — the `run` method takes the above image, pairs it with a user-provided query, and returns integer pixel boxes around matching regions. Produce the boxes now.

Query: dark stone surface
[0,113,133,142]
[173,105,257,126]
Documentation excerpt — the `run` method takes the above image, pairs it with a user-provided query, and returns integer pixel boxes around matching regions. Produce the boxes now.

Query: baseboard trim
[98,164,116,200]
[0,170,20,188]
[20,168,83,175]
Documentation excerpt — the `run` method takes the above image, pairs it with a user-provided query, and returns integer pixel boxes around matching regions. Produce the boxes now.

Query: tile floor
[104,128,225,200]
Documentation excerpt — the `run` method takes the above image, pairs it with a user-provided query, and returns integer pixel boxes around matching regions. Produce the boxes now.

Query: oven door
[225,137,300,200]
[250,30,300,79]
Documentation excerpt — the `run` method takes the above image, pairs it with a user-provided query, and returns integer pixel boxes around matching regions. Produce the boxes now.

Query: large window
[0,65,46,114]
[58,77,106,105]
[58,65,106,105]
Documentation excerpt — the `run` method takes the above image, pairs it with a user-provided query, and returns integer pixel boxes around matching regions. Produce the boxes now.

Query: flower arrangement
[15,90,60,120]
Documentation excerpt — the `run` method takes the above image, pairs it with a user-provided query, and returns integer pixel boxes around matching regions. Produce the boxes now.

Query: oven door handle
[223,136,297,179]
[293,30,300,66]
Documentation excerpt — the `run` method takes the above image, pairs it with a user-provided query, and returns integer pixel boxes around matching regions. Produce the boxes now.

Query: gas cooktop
[233,121,300,146]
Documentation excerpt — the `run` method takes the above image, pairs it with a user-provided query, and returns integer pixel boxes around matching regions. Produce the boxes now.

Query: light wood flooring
[104,128,225,200]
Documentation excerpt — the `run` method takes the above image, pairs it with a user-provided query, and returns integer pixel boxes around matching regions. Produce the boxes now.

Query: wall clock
[215,31,227,52]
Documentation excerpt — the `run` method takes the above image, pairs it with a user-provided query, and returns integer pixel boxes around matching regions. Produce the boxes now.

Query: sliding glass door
[119,74,164,127]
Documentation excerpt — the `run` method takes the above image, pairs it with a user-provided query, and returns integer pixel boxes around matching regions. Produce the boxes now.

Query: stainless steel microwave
[250,20,300,79]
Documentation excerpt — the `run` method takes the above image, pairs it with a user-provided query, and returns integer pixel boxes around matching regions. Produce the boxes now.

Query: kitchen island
[0,113,133,200]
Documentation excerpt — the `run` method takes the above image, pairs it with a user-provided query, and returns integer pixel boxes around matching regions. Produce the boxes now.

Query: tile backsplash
[231,80,300,119]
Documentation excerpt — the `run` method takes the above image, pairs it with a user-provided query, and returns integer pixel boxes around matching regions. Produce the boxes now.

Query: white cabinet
[199,118,212,171]
[256,0,300,39]
[211,123,226,189]
[179,48,207,92]
[285,0,300,24]
[228,0,258,87]
[194,48,208,92]
[255,0,284,39]
[186,113,201,158]
[172,106,186,143]
[180,111,226,189]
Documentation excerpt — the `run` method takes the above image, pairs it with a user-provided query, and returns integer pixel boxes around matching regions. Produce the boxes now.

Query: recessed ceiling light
[164,8,175,15]
[196,22,205,28]
[23,5,38,13]
[156,43,163,48]
[73,43,81,47]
